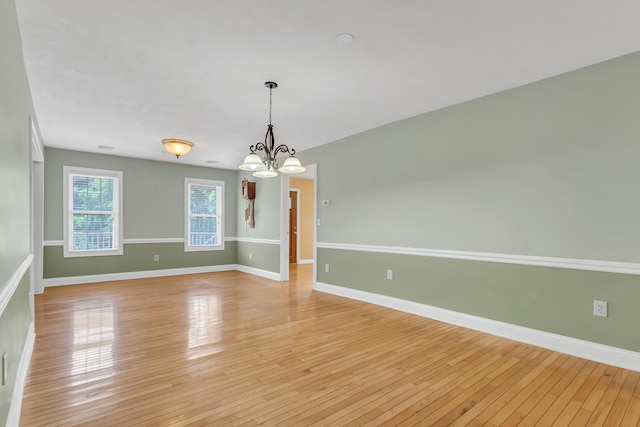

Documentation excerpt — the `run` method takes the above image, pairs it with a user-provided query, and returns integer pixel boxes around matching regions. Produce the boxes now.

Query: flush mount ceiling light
[239,82,305,178]
[336,32,354,45]
[162,138,194,159]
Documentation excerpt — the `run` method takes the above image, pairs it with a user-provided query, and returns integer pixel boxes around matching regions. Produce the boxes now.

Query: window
[185,178,224,251]
[63,166,123,257]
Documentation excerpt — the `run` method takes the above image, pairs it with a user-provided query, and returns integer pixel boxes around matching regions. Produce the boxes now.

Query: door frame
[279,175,290,281]
[30,116,45,303]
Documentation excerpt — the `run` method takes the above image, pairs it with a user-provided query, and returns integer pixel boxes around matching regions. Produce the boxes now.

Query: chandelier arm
[273,145,296,157]
[250,142,268,153]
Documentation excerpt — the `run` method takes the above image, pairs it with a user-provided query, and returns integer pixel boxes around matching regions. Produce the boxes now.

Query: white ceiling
[16,1,640,170]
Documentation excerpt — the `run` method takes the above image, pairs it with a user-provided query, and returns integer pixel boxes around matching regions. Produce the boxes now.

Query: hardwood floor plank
[584,368,628,426]
[514,356,583,426]
[19,265,640,426]
[450,351,565,426]
[533,359,596,426]
[604,370,640,425]
[542,361,604,425]
[495,354,572,426]
[619,372,640,426]
[393,347,542,426]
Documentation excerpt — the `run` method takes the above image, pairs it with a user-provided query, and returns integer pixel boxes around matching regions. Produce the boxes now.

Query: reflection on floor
[21,263,640,426]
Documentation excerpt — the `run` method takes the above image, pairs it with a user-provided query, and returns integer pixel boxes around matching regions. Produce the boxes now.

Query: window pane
[72,213,114,250]
[73,175,114,212]
[190,185,217,215]
[190,216,217,246]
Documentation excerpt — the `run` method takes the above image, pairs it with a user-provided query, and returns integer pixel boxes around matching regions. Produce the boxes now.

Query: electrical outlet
[594,300,608,317]
[249,253,253,260]
[153,254,159,262]
[386,269,393,280]
[325,264,330,273]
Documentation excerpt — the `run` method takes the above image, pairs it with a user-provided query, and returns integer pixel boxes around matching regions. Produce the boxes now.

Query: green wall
[45,148,238,241]
[236,171,281,241]
[318,249,640,352]
[302,52,640,262]
[302,52,640,352]
[0,0,33,278]
[236,241,280,273]
[44,242,237,278]
[43,150,284,278]
[44,148,239,278]
[0,274,31,423]
[0,0,39,424]
[236,171,282,273]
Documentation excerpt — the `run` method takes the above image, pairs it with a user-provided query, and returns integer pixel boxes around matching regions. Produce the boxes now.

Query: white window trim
[63,166,124,258]
[185,177,225,252]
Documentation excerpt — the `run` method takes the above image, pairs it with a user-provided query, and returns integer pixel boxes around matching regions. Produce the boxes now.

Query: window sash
[71,213,115,251]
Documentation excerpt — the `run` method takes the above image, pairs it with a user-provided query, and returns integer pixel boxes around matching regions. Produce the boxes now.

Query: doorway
[280,164,317,283]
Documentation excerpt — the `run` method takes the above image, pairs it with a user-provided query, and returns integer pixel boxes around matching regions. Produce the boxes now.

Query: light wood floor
[21,265,640,426]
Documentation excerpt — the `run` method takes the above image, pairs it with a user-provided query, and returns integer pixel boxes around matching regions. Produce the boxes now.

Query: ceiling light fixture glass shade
[239,81,305,178]
[239,153,267,171]
[279,156,305,174]
[252,164,279,178]
[162,138,194,159]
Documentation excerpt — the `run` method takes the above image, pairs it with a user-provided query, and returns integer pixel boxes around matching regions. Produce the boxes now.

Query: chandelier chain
[269,86,273,125]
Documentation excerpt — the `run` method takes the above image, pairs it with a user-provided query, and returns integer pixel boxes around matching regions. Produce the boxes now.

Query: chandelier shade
[252,165,279,178]
[162,138,193,159]
[239,153,267,171]
[239,82,305,178]
[279,156,306,174]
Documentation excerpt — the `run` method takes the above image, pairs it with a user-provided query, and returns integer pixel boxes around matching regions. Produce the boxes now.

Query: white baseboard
[43,264,237,287]
[43,264,281,287]
[6,323,35,427]
[297,259,313,265]
[235,265,281,281]
[315,282,640,373]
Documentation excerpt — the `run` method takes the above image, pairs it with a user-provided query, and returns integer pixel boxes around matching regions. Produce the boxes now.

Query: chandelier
[239,82,305,178]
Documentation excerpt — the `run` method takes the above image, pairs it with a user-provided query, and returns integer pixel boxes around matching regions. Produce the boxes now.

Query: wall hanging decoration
[242,178,256,228]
